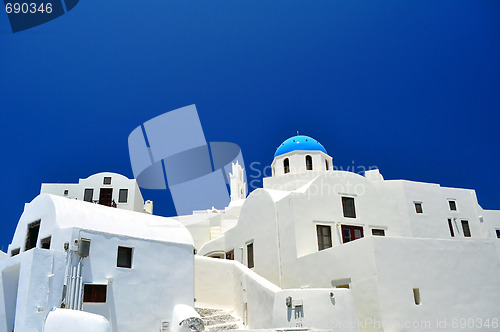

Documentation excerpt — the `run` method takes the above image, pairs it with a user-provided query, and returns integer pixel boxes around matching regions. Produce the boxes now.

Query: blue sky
[0,1,499,250]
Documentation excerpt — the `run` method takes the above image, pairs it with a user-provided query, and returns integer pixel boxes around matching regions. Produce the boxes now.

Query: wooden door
[99,188,113,206]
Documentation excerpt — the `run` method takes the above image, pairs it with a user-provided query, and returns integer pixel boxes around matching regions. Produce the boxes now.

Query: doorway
[341,225,364,243]
[99,188,113,207]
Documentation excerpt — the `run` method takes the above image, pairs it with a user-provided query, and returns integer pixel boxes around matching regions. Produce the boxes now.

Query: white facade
[0,194,200,332]
[179,135,500,331]
[40,172,149,213]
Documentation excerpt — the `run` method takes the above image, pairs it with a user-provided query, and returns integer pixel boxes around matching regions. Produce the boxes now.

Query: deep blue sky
[0,1,499,250]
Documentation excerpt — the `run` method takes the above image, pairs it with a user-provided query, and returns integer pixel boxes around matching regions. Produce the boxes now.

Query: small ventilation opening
[413,288,421,305]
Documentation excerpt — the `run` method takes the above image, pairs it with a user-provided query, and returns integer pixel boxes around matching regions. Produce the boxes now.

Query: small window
[342,197,356,218]
[284,158,290,174]
[448,219,455,237]
[117,246,133,268]
[461,220,471,237]
[413,288,421,305]
[10,248,20,257]
[247,242,254,268]
[414,202,423,214]
[103,177,111,185]
[25,220,41,251]
[64,190,68,195]
[316,225,332,251]
[448,200,457,211]
[118,189,128,203]
[226,250,234,260]
[84,188,94,202]
[325,159,329,170]
[41,236,51,249]
[496,230,500,239]
[371,229,385,236]
[83,284,107,303]
[305,155,313,170]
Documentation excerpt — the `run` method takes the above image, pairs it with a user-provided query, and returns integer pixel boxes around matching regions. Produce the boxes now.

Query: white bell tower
[230,161,247,202]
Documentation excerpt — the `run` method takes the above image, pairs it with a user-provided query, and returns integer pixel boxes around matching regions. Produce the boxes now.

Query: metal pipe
[76,261,83,310]
[73,263,81,309]
[69,266,77,309]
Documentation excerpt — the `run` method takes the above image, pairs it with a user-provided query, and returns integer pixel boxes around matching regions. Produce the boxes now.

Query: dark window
[341,225,364,243]
[306,155,313,170]
[448,200,457,211]
[118,189,128,203]
[371,229,385,236]
[84,188,94,202]
[103,177,111,185]
[117,246,133,268]
[284,158,290,174]
[247,242,254,268]
[413,288,421,305]
[10,248,20,256]
[414,202,423,214]
[342,197,356,218]
[316,225,332,251]
[99,188,113,207]
[226,250,234,260]
[25,220,41,251]
[64,190,68,195]
[461,220,471,237]
[448,219,455,237]
[325,159,329,170]
[496,230,500,239]
[41,236,51,249]
[83,284,107,303]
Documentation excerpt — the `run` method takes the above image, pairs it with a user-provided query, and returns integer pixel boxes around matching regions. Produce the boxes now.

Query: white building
[179,135,500,331]
[0,194,201,332]
[40,172,152,213]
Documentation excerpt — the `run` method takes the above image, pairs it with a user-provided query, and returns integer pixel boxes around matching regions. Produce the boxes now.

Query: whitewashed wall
[194,256,359,331]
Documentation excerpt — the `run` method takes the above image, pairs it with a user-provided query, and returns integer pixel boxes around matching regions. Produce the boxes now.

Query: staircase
[196,307,243,331]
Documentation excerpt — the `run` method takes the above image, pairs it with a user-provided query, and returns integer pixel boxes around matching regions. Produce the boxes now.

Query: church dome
[274,135,327,158]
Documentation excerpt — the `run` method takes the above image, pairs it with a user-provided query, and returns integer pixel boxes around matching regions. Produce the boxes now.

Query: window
[341,225,364,243]
[305,155,313,170]
[10,248,20,256]
[461,220,471,237]
[103,177,111,185]
[41,236,51,249]
[414,202,423,214]
[342,197,356,218]
[448,200,457,211]
[117,246,133,268]
[371,229,385,236]
[413,288,421,305]
[64,190,68,195]
[496,230,500,239]
[316,225,332,251]
[283,158,290,174]
[83,284,107,303]
[448,219,455,237]
[247,242,254,268]
[84,188,94,202]
[118,189,128,203]
[25,220,41,251]
[226,250,234,260]
[325,159,329,170]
